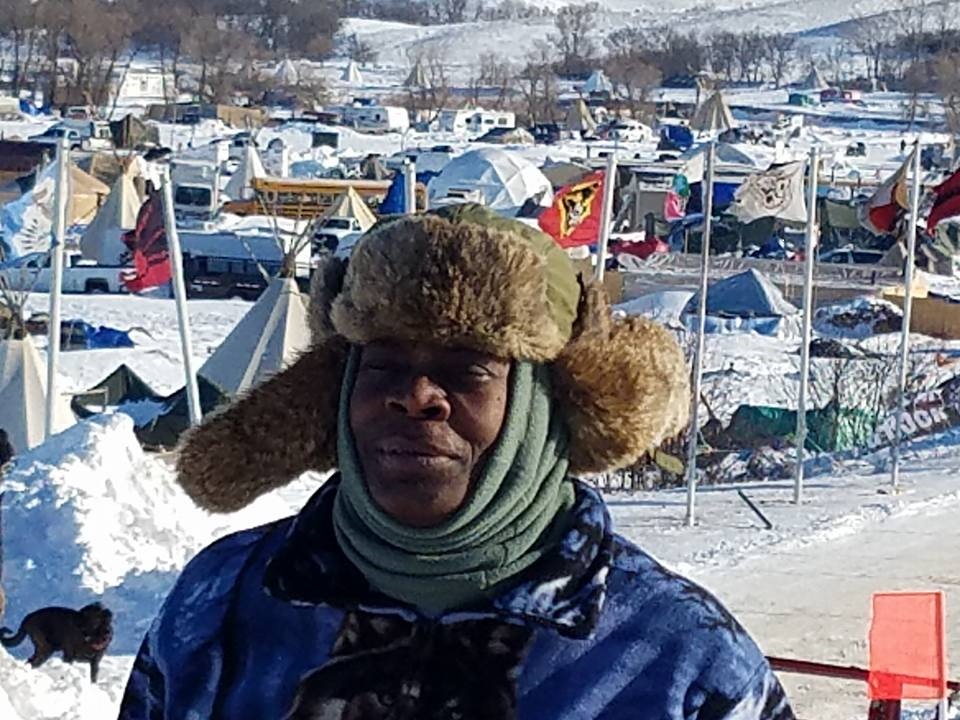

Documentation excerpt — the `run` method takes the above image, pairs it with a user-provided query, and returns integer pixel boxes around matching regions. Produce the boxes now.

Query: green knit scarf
[332,348,576,615]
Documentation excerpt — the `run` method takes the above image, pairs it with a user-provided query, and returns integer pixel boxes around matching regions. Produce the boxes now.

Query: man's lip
[375,438,459,459]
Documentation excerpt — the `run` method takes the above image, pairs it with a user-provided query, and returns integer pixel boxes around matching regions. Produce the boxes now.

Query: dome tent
[682,269,800,337]
[427,148,553,216]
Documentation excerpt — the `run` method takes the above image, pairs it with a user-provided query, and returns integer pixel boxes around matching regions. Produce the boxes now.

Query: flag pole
[159,169,202,426]
[685,141,716,527]
[44,137,70,440]
[403,159,417,215]
[794,145,819,504]
[891,143,923,491]
[595,151,618,282]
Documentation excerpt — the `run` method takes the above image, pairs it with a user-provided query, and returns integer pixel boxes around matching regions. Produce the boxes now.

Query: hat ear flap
[176,338,349,513]
[552,281,691,475]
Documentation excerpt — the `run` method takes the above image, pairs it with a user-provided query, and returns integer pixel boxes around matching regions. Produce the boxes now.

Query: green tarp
[723,403,877,452]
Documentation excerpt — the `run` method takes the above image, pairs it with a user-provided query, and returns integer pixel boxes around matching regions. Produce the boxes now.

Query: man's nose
[386,375,451,421]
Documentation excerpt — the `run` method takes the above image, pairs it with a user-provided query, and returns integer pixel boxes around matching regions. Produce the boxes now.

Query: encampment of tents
[0,337,74,451]
[198,276,310,396]
[682,269,801,336]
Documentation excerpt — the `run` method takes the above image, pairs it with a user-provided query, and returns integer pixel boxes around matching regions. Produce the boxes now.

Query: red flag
[120,187,171,293]
[927,168,960,232]
[538,170,605,248]
[859,153,912,235]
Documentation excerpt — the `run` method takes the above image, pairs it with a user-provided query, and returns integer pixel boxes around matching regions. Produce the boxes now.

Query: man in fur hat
[119,205,793,720]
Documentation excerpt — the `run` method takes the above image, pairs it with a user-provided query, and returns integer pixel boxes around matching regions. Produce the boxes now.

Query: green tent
[723,403,877,453]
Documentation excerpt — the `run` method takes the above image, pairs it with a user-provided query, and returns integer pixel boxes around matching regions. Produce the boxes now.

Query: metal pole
[404,159,417,215]
[594,152,618,282]
[160,169,203,426]
[794,146,820,504]
[891,144,923,491]
[44,137,69,440]
[684,141,716,527]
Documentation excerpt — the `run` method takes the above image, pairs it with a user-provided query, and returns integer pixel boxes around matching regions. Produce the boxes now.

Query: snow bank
[1,414,314,653]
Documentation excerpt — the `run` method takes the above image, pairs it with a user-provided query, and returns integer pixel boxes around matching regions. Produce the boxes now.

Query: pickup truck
[0,252,128,294]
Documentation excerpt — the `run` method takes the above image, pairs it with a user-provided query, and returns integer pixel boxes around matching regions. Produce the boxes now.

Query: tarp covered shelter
[0,337,74,451]
[583,70,614,96]
[428,148,553,215]
[110,114,160,149]
[342,60,364,85]
[404,60,429,89]
[541,161,591,189]
[477,127,535,145]
[321,187,377,232]
[565,99,597,134]
[682,268,800,336]
[723,403,876,453]
[80,168,142,264]
[691,92,736,133]
[224,144,266,202]
[71,364,157,418]
[199,276,310,396]
[135,377,227,449]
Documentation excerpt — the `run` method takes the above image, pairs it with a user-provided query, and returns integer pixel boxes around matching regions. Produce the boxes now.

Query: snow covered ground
[1,292,959,718]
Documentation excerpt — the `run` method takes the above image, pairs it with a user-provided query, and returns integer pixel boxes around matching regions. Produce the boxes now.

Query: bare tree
[766,33,796,88]
[467,52,513,109]
[709,31,741,83]
[934,50,960,132]
[344,33,378,64]
[403,50,454,126]
[518,41,559,125]
[604,28,662,119]
[0,0,42,94]
[552,2,599,78]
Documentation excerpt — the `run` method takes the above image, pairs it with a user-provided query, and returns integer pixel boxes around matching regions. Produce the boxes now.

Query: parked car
[29,126,83,150]
[313,216,365,256]
[0,252,127,293]
[183,254,308,300]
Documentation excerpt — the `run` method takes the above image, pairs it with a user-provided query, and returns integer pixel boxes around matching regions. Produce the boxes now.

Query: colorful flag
[0,162,57,258]
[120,186,171,292]
[859,153,913,235]
[927,167,960,232]
[663,152,706,222]
[538,170,605,248]
[730,161,807,225]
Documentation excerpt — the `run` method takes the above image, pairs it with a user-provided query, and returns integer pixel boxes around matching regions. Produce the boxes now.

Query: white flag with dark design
[730,161,807,224]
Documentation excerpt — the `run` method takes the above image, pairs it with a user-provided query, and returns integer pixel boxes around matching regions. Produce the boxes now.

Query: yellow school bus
[223,177,393,219]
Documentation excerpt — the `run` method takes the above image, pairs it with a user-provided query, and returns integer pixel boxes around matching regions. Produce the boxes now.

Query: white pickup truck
[0,252,127,294]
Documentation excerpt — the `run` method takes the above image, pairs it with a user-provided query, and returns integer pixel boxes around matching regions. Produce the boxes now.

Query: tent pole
[685,141,716,527]
[595,152,618,282]
[794,145,819,504]
[891,143,923,491]
[160,169,202,426]
[404,159,417,215]
[44,137,69,441]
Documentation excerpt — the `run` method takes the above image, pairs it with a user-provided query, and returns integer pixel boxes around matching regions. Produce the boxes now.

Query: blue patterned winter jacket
[119,479,794,719]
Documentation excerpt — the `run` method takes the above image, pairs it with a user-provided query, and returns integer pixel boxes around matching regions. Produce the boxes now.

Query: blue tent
[62,320,135,350]
[661,125,694,151]
[682,269,800,336]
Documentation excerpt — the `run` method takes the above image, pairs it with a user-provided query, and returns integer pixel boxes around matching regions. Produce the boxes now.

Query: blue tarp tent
[62,320,135,350]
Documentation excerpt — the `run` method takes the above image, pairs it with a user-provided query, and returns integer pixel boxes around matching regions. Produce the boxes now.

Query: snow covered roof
[684,269,800,318]
[428,148,553,215]
[0,337,74,451]
[198,276,310,396]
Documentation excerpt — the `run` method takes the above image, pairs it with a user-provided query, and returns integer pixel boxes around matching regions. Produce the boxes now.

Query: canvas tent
[224,144,266,202]
[199,276,310,396]
[321,187,377,232]
[691,92,736,133]
[110,114,160,149]
[80,167,142,264]
[565,99,597,134]
[0,337,74,451]
[404,60,429,89]
[583,70,614,96]
[342,60,364,85]
[682,269,800,336]
[428,148,553,215]
[274,58,301,86]
[802,65,831,91]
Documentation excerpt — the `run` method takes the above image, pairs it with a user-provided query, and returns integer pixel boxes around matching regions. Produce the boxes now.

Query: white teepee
[342,60,364,85]
[583,70,614,96]
[565,99,597,134]
[0,337,74,451]
[274,58,301,86]
[79,169,142,265]
[404,59,429,89]
[225,144,266,201]
[691,91,736,133]
[198,276,310,396]
[321,187,377,232]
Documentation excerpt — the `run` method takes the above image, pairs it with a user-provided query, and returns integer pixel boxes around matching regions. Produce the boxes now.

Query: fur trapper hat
[177,204,690,512]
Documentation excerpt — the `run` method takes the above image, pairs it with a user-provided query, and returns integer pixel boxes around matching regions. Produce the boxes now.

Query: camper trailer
[339,104,410,133]
[439,109,516,136]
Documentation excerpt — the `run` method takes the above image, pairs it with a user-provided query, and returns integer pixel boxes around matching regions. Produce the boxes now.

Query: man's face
[349,340,510,528]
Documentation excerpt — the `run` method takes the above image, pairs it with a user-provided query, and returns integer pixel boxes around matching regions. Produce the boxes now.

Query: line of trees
[0,0,344,107]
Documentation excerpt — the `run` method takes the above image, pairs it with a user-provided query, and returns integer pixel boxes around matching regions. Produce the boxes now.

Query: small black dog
[1,602,113,683]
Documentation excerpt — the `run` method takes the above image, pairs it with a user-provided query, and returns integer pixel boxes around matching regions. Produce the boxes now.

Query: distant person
[120,205,794,719]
